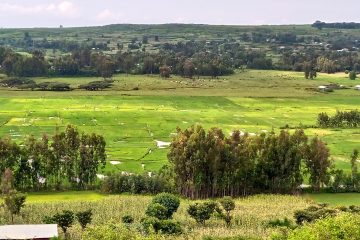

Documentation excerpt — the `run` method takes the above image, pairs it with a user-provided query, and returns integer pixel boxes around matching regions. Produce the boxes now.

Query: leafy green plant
[151,193,180,219]
[121,214,134,224]
[44,210,75,234]
[3,191,26,223]
[187,201,217,225]
[76,209,92,230]
[217,197,236,227]
[146,203,168,220]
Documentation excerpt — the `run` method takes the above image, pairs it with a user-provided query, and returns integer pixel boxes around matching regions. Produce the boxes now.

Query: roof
[318,86,328,89]
[0,224,58,239]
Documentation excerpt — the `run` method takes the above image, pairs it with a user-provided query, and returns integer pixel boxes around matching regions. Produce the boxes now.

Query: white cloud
[96,9,123,23]
[58,1,77,15]
[0,1,78,17]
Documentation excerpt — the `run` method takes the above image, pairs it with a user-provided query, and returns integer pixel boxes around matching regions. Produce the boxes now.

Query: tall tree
[305,137,332,191]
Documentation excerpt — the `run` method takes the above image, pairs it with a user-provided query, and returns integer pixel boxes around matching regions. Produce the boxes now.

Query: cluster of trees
[168,125,332,199]
[0,40,274,79]
[0,49,47,77]
[318,110,360,128]
[0,31,109,52]
[312,21,360,30]
[101,167,175,195]
[280,48,360,73]
[0,125,106,191]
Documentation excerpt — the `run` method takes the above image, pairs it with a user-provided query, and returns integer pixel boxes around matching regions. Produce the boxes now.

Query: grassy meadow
[0,70,360,174]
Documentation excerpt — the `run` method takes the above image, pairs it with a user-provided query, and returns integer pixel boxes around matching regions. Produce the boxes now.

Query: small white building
[0,224,58,240]
[355,85,360,91]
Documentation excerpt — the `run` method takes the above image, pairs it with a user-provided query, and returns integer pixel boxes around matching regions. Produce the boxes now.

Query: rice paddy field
[0,70,360,174]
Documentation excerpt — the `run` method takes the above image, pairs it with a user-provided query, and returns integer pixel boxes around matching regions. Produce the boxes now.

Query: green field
[21,191,360,207]
[307,193,360,206]
[0,70,360,174]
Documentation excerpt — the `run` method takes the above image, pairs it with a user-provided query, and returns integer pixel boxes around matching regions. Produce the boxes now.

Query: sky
[0,0,359,28]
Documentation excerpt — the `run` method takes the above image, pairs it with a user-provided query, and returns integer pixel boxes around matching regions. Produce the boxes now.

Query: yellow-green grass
[0,70,359,174]
[306,193,360,206]
[25,191,107,202]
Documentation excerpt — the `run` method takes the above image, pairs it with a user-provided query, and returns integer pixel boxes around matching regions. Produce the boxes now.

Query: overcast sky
[0,0,359,28]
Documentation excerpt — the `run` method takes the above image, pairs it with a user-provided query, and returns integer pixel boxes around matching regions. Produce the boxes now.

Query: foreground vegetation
[0,194,311,239]
[1,191,360,239]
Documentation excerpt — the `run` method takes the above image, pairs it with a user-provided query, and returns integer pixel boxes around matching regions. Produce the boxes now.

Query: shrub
[140,217,182,235]
[159,66,171,78]
[76,209,92,230]
[294,205,336,225]
[267,218,294,229]
[218,197,236,227]
[151,193,180,219]
[187,201,217,225]
[140,217,161,234]
[0,78,35,88]
[146,203,168,220]
[121,215,134,224]
[37,82,71,91]
[349,70,357,80]
[288,213,360,239]
[44,210,75,234]
[79,81,112,91]
[157,220,182,235]
[3,192,26,224]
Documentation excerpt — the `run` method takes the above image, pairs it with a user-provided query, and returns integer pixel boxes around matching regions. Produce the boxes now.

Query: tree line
[0,125,106,191]
[312,21,360,30]
[168,125,332,199]
[318,110,360,128]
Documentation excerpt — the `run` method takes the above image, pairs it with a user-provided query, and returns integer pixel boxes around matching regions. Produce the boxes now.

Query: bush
[121,215,134,224]
[266,218,294,229]
[288,213,360,239]
[140,217,161,234]
[79,81,112,91]
[218,197,235,227]
[146,203,168,220]
[0,78,35,88]
[140,217,182,235]
[159,66,171,78]
[294,205,336,225]
[151,193,180,219]
[187,201,217,225]
[76,209,92,230]
[44,210,75,234]
[157,220,182,235]
[349,70,357,80]
[37,82,71,91]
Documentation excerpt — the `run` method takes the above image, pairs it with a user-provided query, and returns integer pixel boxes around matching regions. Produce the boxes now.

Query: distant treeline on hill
[312,21,360,29]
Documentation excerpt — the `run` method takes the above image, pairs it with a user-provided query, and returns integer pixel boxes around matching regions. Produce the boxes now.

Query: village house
[0,224,58,240]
